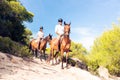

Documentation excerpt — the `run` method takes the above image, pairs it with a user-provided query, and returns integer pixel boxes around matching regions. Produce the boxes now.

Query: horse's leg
[39,50,42,61]
[35,49,38,58]
[46,48,52,63]
[54,52,57,65]
[51,49,54,65]
[33,49,36,58]
[66,52,69,68]
[43,49,46,60]
[54,51,59,64]
[31,46,34,57]
[47,51,52,64]
[32,49,34,56]
[47,53,51,63]
[61,50,64,69]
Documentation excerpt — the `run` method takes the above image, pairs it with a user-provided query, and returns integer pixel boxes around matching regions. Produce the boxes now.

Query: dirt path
[0,52,102,80]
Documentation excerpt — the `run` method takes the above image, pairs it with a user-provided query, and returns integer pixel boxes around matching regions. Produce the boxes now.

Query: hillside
[0,52,112,80]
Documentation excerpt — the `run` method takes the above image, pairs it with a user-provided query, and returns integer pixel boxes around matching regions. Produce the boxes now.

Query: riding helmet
[58,18,63,22]
[40,26,43,29]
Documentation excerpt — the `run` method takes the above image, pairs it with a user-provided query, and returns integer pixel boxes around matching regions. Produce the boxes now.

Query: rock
[68,58,76,66]
[97,66,110,80]
[68,58,88,71]
[76,60,88,70]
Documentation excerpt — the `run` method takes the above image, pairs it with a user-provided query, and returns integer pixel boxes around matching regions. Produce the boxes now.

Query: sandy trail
[0,52,101,80]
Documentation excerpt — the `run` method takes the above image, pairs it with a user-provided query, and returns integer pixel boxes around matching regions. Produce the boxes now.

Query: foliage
[0,0,33,45]
[87,24,120,76]
[70,42,87,63]
[22,28,32,45]
[0,36,32,58]
[46,47,51,54]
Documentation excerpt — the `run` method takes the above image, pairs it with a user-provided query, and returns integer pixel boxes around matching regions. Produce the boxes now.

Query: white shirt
[37,31,44,39]
[55,24,64,36]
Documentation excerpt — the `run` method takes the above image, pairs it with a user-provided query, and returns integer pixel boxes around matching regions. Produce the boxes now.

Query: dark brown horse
[29,34,52,60]
[48,22,71,69]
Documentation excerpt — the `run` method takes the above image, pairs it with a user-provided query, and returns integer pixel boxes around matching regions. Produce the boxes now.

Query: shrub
[87,25,120,76]
[0,36,32,58]
[70,42,87,63]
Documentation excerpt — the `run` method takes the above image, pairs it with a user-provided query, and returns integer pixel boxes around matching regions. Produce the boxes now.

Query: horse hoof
[40,59,42,62]
[51,64,54,66]
[46,61,49,64]
[61,67,64,69]
[54,63,58,65]
[66,67,69,69]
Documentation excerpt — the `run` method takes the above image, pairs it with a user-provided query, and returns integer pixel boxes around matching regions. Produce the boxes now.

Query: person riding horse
[55,18,64,52]
[36,26,44,49]
[47,21,71,69]
[30,34,52,60]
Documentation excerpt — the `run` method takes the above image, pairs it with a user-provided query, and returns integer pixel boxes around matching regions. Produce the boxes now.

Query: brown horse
[29,34,52,60]
[47,37,60,65]
[60,22,71,69]
[48,22,71,69]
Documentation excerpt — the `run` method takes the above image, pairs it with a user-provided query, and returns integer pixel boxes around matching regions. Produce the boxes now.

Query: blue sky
[20,0,120,50]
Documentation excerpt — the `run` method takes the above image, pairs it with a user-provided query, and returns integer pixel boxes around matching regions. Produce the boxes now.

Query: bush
[87,25,120,76]
[70,42,87,63]
[0,36,32,58]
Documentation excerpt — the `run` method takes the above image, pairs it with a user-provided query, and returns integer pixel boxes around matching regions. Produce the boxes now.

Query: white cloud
[71,27,97,50]
[71,27,93,36]
[79,36,95,51]
[72,35,96,51]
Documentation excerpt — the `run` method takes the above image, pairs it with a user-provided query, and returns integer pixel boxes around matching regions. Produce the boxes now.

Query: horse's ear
[64,21,67,25]
[69,22,71,26]
[49,33,52,36]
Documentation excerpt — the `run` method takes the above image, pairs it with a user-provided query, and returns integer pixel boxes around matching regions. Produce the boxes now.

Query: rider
[55,18,64,52]
[36,26,44,49]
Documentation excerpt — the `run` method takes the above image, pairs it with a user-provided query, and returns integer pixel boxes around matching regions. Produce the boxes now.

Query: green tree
[87,23,120,76]
[70,42,87,62]
[0,0,33,44]
[22,28,32,45]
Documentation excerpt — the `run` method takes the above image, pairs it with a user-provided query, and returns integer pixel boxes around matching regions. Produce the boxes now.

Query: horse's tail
[29,41,32,50]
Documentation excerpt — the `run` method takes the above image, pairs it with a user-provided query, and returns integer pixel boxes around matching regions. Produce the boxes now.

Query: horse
[47,22,71,69]
[29,34,52,61]
[60,22,71,69]
[47,36,60,65]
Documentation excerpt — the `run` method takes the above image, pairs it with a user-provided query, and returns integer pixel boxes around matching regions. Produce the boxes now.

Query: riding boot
[58,35,63,52]
[56,40,60,53]
[38,41,41,50]
[58,40,60,51]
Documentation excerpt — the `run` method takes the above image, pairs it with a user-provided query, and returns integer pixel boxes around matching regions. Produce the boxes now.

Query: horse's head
[64,21,71,36]
[46,34,52,44]
[48,33,52,40]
